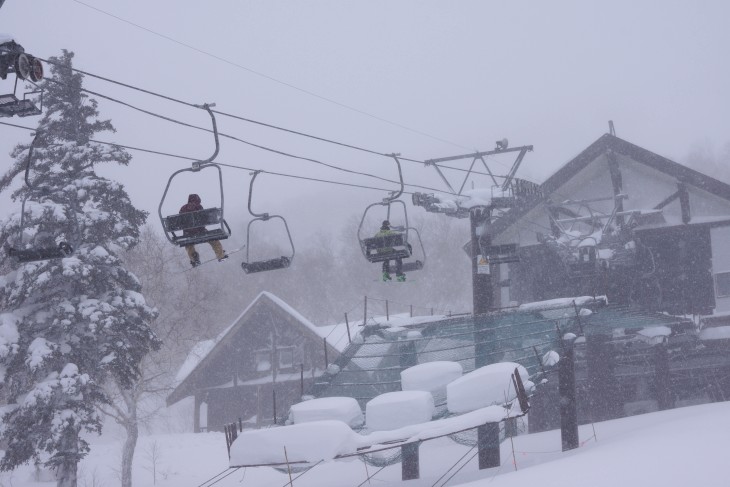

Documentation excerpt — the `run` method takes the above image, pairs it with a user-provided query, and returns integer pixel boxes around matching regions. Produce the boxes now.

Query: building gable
[167,292,336,406]
[493,133,730,246]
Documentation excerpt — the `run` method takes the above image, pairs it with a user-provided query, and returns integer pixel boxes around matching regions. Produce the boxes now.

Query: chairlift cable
[36,56,511,182]
[43,76,456,195]
[0,121,449,196]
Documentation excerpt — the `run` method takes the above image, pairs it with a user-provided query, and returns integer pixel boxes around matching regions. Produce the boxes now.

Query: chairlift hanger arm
[192,103,219,168]
[247,170,268,219]
[384,153,404,202]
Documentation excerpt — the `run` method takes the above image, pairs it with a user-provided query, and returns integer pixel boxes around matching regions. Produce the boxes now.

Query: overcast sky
[1,0,729,241]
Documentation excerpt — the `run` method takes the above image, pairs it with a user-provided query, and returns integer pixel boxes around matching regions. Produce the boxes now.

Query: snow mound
[366,391,434,431]
[289,397,363,427]
[401,361,463,394]
[229,420,358,465]
[447,362,528,414]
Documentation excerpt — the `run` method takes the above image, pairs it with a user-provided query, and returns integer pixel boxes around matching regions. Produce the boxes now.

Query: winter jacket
[179,194,205,235]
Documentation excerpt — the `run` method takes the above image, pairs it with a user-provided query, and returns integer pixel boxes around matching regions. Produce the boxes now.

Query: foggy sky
[1,0,729,242]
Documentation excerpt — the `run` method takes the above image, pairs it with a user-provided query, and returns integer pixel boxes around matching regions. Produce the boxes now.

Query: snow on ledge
[229,404,514,466]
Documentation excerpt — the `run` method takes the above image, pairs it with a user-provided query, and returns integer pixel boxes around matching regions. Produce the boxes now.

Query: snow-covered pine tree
[0,50,159,487]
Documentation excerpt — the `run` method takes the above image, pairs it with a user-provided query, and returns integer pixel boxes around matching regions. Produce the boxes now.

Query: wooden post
[559,339,579,451]
[345,313,352,343]
[655,343,672,410]
[300,363,305,398]
[193,394,201,433]
[273,389,277,425]
[386,300,389,320]
[324,338,329,368]
[401,442,420,480]
[477,423,500,469]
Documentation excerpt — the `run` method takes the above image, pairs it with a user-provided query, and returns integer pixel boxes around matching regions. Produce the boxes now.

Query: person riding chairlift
[375,220,408,282]
[180,194,228,267]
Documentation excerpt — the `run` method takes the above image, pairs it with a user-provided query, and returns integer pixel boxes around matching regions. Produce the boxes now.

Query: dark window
[716,272,730,298]
[278,347,294,370]
[254,350,271,372]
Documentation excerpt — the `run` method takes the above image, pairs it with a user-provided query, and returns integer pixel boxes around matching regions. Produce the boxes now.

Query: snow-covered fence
[225,365,531,482]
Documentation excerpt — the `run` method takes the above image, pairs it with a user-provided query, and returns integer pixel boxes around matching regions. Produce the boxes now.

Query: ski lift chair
[158,104,231,248]
[357,154,423,267]
[0,39,43,118]
[240,171,295,274]
[5,132,76,263]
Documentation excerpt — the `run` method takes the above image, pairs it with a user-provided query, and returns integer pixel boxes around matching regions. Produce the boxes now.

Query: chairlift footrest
[241,257,291,274]
[7,242,74,263]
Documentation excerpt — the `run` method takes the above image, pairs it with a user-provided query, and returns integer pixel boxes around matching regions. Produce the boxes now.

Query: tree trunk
[56,429,78,487]
[121,388,139,487]
[121,420,139,487]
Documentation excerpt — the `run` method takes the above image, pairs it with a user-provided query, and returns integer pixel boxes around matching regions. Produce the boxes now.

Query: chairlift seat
[241,256,291,274]
[0,93,41,117]
[162,208,230,247]
[7,242,73,263]
[362,233,411,263]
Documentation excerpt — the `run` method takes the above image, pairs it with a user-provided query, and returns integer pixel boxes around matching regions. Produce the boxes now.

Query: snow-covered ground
[2,401,729,486]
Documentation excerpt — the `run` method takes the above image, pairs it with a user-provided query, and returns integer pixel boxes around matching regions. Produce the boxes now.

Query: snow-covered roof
[173,291,322,387]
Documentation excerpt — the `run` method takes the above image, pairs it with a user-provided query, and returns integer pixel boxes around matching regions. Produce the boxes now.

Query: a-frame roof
[491,133,730,237]
[167,291,339,406]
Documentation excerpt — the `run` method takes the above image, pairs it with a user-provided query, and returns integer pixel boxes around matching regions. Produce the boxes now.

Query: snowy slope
[1,401,728,486]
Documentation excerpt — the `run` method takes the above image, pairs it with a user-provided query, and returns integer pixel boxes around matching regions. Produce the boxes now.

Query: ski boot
[382,271,392,281]
[218,253,229,262]
[396,274,406,282]
[190,251,201,268]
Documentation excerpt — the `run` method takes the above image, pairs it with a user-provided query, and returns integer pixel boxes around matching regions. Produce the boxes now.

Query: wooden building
[488,133,730,316]
[167,292,343,432]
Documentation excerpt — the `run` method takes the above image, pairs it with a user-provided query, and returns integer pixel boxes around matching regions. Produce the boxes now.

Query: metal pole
[472,207,493,369]
[386,300,389,321]
[364,296,368,326]
[559,339,579,451]
[345,313,352,343]
[410,304,413,318]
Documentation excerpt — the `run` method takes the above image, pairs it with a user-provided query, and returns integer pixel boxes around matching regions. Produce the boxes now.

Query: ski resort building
[167,292,352,432]
[487,133,730,317]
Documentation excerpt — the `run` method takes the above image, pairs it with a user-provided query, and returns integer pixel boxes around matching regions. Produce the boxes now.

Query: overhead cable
[38,55,510,182]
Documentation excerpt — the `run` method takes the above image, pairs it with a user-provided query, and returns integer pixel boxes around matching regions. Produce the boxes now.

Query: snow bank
[401,361,463,394]
[289,397,363,427]
[229,420,358,465]
[366,391,434,430]
[447,362,528,414]
[699,325,730,342]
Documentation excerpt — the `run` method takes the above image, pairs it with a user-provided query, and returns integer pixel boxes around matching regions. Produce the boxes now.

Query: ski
[178,246,245,274]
